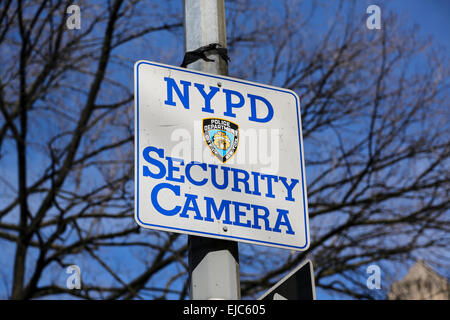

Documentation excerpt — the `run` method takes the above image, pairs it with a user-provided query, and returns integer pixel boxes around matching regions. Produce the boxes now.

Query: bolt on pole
[183,0,241,300]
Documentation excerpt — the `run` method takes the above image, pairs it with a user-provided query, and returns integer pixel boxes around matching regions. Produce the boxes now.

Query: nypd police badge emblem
[202,118,239,163]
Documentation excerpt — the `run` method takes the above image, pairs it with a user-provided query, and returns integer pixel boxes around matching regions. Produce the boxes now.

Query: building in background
[388,260,449,300]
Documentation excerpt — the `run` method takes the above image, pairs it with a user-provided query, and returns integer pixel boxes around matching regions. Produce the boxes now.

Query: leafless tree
[0,0,448,300]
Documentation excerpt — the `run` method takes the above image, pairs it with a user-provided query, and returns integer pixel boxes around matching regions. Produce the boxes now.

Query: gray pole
[183,0,241,300]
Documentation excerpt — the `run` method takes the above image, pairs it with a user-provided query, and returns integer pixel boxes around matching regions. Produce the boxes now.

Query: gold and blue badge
[202,118,239,163]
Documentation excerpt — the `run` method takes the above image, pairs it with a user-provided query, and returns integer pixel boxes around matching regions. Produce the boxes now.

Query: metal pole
[183,0,241,300]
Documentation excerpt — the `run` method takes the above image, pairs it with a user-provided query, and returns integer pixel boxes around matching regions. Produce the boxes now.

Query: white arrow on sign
[273,293,288,300]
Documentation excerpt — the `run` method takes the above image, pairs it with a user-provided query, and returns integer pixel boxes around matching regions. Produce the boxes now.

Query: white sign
[134,60,309,251]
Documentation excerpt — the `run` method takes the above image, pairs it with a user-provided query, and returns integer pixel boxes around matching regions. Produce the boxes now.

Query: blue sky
[308,0,450,49]
[389,0,450,50]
